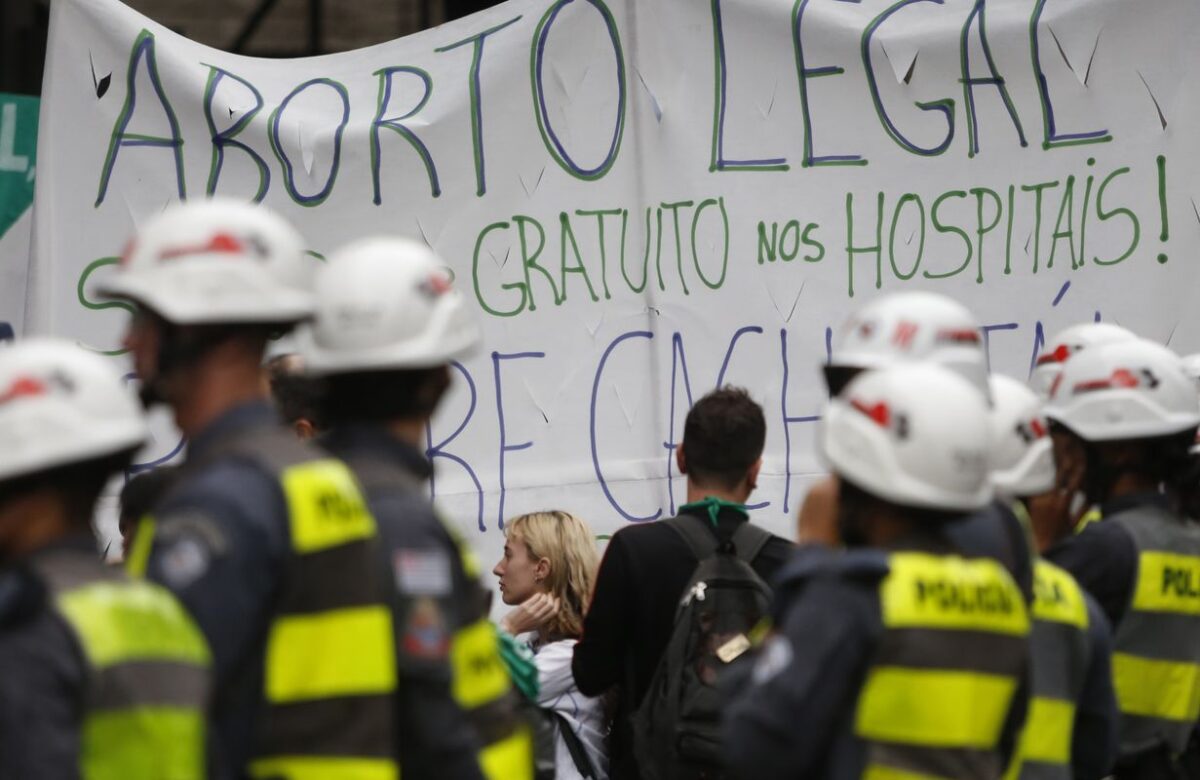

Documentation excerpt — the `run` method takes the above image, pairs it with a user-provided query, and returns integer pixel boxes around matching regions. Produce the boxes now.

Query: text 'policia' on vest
[1042,337,1200,771]
[857,552,1030,779]
[1109,507,1200,756]
[723,361,1031,780]
[1005,559,1091,780]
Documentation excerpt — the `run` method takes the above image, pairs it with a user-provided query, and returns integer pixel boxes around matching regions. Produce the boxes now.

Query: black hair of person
[681,386,766,491]
[118,466,178,527]
[319,367,451,426]
[823,364,864,399]
[0,448,138,525]
[265,356,326,430]
[1050,421,1196,506]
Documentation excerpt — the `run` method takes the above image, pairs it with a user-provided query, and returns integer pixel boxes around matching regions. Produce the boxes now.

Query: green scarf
[679,496,749,528]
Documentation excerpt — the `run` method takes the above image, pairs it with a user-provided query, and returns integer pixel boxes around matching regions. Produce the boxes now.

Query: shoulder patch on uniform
[154,510,229,590]
[751,634,794,685]
[393,548,452,596]
[401,597,450,659]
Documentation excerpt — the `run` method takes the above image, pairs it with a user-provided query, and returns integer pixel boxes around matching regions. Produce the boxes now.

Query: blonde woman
[494,510,608,780]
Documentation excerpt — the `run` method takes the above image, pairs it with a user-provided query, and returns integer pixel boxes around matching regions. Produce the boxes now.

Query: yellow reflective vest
[37,548,211,780]
[1005,559,1091,780]
[855,552,1030,780]
[130,428,400,780]
[1108,506,1200,757]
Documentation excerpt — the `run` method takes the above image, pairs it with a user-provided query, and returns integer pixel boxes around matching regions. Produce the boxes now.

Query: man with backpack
[572,387,793,780]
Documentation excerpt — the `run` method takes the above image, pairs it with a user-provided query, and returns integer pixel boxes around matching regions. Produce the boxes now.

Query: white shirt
[529,638,609,780]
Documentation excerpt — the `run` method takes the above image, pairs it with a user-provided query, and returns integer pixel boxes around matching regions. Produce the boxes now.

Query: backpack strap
[663,515,720,561]
[666,514,773,566]
[730,522,773,566]
[548,710,598,779]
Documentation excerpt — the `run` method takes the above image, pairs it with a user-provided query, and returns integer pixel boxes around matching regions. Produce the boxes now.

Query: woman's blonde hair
[506,510,599,640]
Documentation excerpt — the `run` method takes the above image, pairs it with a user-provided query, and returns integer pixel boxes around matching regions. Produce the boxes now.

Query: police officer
[0,339,211,777]
[298,237,532,779]
[725,363,1030,779]
[799,291,1034,599]
[104,199,400,779]
[988,374,1118,779]
[1043,339,1200,777]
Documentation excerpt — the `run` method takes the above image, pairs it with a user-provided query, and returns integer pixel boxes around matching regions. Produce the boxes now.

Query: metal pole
[230,0,281,54]
[309,0,322,55]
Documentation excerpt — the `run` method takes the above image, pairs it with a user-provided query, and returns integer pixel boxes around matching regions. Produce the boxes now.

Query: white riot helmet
[300,237,481,374]
[1179,354,1200,454]
[1043,339,1200,442]
[0,339,148,483]
[827,291,989,400]
[821,363,993,512]
[1029,322,1136,399]
[988,375,1055,498]
[99,198,315,325]
[1180,353,1200,391]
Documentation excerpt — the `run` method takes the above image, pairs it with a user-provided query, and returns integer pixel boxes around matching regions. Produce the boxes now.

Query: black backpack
[630,516,773,780]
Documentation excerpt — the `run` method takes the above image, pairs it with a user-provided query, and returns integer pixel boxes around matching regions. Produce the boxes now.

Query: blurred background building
[0,0,497,95]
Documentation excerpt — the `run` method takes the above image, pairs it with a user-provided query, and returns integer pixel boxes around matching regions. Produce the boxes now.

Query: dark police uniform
[1047,493,1200,772]
[126,401,399,780]
[723,535,1030,780]
[0,536,211,778]
[320,424,531,780]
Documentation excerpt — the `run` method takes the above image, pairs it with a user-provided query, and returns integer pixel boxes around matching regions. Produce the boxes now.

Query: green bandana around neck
[679,496,749,528]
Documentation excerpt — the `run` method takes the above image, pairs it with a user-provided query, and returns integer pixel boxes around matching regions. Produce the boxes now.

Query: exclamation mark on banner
[1157,154,1169,264]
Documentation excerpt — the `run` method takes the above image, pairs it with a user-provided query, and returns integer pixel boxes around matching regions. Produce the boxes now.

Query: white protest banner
[32,0,1200,564]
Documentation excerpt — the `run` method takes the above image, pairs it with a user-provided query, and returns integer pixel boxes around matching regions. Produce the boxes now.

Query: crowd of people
[0,196,1197,779]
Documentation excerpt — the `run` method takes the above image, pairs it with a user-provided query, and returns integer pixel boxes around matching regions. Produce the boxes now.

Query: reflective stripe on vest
[856,552,1029,780]
[1110,507,1200,755]
[247,756,398,780]
[1074,508,1102,535]
[1006,560,1090,780]
[43,556,211,780]
[124,515,156,578]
